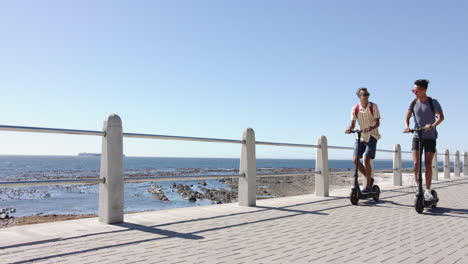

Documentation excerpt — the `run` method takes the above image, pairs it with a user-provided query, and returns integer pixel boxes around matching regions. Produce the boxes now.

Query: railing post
[432,152,438,181]
[315,136,329,197]
[99,114,124,224]
[393,144,402,186]
[455,151,460,177]
[464,152,468,177]
[444,149,450,179]
[239,128,256,207]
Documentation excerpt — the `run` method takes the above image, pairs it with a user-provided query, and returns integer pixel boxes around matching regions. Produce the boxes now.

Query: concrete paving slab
[1,173,467,263]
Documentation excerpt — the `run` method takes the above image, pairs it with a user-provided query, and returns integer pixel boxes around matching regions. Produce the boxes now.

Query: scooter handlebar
[408,127,424,133]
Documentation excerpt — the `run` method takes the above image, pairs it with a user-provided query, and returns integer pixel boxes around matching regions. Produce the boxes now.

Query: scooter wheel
[372,185,380,201]
[431,190,438,208]
[415,195,424,214]
[350,189,359,205]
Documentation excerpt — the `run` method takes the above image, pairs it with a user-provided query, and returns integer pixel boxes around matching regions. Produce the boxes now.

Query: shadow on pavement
[426,207,468,218]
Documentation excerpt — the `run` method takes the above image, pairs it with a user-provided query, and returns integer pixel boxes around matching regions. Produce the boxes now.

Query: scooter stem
[354,131,361,189]
[418,130,424,195]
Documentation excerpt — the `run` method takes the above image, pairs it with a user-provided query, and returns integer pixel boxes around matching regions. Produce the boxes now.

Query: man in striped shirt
[345,88,381,193]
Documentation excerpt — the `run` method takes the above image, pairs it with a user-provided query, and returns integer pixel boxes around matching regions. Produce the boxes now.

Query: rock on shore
[172,183,237,204]
[147,185,169,202]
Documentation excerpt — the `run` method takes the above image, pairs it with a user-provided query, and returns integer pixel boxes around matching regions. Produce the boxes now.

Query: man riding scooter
[403,79,444,202]
[345,87,381,193]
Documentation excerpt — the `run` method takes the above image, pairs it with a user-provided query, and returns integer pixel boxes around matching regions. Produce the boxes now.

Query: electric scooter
[349,130,380,205]
[409,128,439,213]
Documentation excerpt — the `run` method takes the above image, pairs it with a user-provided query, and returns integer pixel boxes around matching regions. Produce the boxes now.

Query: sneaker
[361,187,371,194]
[424,190,434,201]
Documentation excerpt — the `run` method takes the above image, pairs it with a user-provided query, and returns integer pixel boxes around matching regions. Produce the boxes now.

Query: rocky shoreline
[1,168,407,228]
[0,214,96,228]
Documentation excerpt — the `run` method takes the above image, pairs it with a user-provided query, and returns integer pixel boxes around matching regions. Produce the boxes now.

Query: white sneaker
[424,190,434,201]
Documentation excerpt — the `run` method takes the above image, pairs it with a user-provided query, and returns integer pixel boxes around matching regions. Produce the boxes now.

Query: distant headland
[78,153,126,157]
[78,153,101,157]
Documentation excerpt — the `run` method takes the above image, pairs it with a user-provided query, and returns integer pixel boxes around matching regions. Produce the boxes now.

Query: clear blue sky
[1,0,467,159]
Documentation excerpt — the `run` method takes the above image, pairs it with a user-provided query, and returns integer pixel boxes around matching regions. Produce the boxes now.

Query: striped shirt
[350,102,381,142]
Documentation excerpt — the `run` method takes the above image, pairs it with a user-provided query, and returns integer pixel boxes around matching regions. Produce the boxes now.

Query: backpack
[354,102,374,119]
[410,97,435,116]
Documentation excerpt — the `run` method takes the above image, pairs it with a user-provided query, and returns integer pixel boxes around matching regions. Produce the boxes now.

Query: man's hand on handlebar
[404,124,432,133]
[423,124,432,131]
[346,128,367,134]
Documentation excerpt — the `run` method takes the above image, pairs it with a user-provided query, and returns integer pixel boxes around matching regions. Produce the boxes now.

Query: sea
[0,155,435,217]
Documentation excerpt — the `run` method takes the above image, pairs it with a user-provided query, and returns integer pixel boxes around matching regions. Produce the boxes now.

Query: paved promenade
[1,174,467,264]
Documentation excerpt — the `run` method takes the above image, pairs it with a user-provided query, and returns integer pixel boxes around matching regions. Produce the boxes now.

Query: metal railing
[0,178,105,188]
[123,132,244,144]
[256,141,318,148]
[0,125,104,136]
[0,115,466,224]
[257,172,317,178]
[328,145,354,150]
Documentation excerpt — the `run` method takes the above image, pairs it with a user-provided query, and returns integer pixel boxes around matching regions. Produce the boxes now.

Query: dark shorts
[412,138,437,153]
[353,136,377,159]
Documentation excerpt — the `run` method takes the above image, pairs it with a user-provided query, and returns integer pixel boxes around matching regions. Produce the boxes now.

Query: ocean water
[0,155,438,216]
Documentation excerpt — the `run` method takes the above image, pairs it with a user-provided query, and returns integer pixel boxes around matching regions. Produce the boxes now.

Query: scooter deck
[352,186,380,199]
[359,192,378,199]
[424,198,439,207]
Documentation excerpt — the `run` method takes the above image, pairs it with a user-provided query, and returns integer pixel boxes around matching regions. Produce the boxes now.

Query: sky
[0,0,467,160]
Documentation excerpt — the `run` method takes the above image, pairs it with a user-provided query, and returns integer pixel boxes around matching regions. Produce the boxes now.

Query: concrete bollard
[454,151,460,177]
[315,136,329,197]
[99,114,124,224]
[444,149,450,179]
[432,152,438,181]
[239,128,256,207]
[464,152,468,177]
[393,144,402,186]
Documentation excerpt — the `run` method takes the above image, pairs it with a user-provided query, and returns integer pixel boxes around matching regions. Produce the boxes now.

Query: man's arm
[434,110,444,126]
[345,120,356,134]
[403,110,412,133]
[424,110,444,130]
[364,118,380,132]
[363,104,381,132]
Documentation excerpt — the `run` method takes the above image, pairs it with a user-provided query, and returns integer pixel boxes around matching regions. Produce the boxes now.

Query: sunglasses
[412,89,422,94]
[360,93,370,96]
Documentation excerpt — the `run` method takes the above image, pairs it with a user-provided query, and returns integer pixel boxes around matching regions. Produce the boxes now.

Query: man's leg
[364,155,372,188]
[353,156,367,176]
[353,141,366,176]
[363,137,377,189]
[424,152,435,190]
